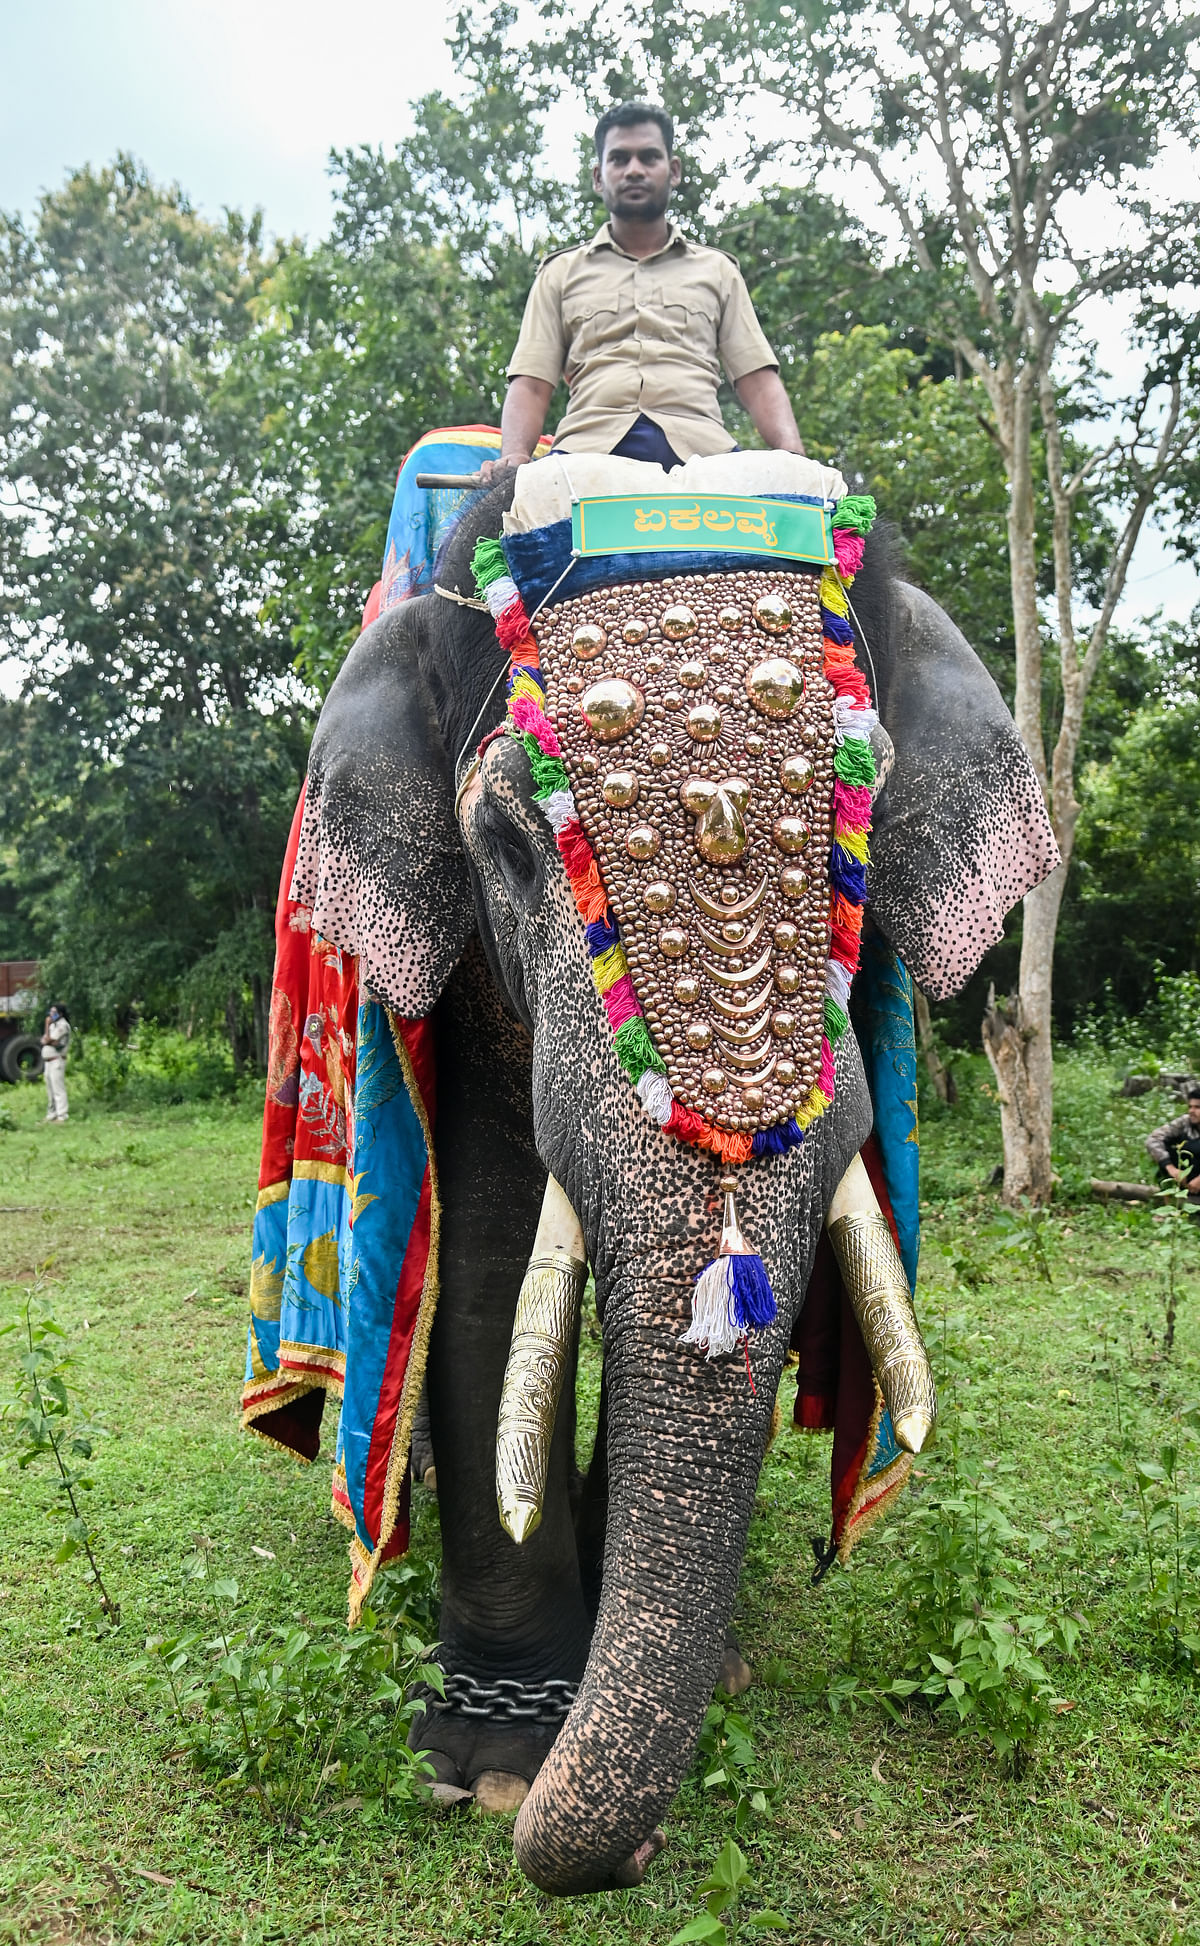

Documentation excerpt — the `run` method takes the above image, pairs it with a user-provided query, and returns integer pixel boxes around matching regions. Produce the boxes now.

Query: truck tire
[0,1033,43,1082]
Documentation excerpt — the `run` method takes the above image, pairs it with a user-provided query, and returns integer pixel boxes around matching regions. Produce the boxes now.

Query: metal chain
[430,1671,579,1723]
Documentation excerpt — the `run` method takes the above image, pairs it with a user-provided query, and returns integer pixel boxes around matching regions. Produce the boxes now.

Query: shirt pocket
[644,282,721,355]
[563,296,628,367]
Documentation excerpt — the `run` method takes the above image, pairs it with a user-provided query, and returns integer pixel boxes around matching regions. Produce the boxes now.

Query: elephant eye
[472,790,546,916]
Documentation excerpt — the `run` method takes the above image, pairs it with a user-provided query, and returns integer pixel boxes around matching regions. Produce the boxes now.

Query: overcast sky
[2,0,1195,627]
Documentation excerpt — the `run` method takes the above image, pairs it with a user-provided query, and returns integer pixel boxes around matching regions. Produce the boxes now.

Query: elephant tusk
[825,1155,937,1455]
[496,1175,588,1544]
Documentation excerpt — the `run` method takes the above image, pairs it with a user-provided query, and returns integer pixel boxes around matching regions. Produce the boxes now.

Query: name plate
[571,493,833,564]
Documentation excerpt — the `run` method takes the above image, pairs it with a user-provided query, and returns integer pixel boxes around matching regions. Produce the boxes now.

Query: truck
[0,961,43,1082]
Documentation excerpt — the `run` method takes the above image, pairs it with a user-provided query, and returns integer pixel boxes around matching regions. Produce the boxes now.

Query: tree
[0,160,309,1061]
[441,0,1200,1193]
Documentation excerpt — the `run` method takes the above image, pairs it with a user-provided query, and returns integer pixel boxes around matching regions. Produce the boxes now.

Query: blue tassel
[820,610,854,645]
[585,916,620,954]
[830,846,868,902]
[752,1119,804,1158]
[729,1252,777,1331]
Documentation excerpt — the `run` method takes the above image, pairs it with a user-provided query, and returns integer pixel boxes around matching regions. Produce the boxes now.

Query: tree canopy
[1,9,1196,1083]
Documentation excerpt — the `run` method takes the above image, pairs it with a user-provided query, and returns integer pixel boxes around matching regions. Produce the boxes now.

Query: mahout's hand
[478,452,533,487]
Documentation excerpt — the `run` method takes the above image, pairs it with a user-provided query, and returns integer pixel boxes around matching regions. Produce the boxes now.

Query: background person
[479,100,804,482]
[1145,1087,1200,1197]
[41,1004,71,1123]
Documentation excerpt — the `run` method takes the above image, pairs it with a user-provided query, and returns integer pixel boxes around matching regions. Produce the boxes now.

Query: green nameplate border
[571,493,833,565]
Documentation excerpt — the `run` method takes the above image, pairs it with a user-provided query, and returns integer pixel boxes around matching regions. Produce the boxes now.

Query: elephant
[284,470,1058,1895]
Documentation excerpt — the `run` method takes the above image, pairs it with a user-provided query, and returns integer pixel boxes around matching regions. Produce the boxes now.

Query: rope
[435,583,489,612]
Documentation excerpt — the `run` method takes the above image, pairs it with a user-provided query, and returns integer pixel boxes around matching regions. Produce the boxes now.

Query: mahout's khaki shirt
[507,221,778,460]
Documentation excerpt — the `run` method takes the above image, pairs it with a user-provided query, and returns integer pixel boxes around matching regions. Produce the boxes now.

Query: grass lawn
[0,1048,1197,1945]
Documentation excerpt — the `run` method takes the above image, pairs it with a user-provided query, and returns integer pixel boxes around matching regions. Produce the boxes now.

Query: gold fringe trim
[345,1010,442,1627]
[836,1378,912,1564]
[241,1372,326,1461]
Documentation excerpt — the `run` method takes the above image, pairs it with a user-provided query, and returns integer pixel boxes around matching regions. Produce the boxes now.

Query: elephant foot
[411,1698,562,1809]
[718,1632,752,1697]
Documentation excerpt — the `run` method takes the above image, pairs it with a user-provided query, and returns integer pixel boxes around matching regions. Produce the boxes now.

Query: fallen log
[1090,1178,1167,1204]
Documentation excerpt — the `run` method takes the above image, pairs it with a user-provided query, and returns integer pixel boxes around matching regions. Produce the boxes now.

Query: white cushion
[505,449,847,535]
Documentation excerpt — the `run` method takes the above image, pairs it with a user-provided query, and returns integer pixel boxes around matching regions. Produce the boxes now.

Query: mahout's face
[592,121,681,224]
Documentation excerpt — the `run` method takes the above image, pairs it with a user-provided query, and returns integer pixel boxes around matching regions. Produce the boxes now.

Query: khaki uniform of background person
[41,1006,71,1123]
[479,102,805,484]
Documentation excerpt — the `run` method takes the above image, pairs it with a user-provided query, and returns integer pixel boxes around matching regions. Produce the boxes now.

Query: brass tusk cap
[826,1209,937,1455]
[496,1248,587,1544]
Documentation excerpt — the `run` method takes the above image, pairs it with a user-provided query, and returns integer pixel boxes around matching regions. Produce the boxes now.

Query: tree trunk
[981,861,1065,1203]
[913,984,957,1105]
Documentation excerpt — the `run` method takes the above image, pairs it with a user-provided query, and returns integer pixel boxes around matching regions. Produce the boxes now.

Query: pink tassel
[602,976,641,1030]
[833,529,865,577]
[509,695,560,754]
[833,780,873,827]
[818,1036,836,1097]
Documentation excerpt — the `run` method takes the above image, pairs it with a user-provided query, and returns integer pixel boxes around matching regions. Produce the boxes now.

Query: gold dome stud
[659,927,689,959]
[753,591,793,634]
[622,617,650,645]
[771,1010,797,1040]
[580,678,644,742]
[644,881,676,913]
[571,622,608,661]
[742,1084,764,1112]
[662,603,698,640]
[780,753,815,794]
[717,604,744,631]
[774,920,799,951]
[774,815,811,854]
[674,974,700,1003]
[649,742,671,767]
[780,866,810,900]
[775,964,801,995]
[685,1020,713,1050]
[626,824,661,861]
[686,703,722,742]
[602,769,639,808]
[678,659,706,688]
[702,1066,727,1096]
[776,1058,797,1085]
[746,658,805,719]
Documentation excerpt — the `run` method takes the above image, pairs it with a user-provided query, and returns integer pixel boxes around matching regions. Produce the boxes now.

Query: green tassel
[824,996,849,1041]
[522,740,570,801]
[613,1016,666,1082]
[834,737,876,787]
[832,494,876,536]
[471,535,509,595]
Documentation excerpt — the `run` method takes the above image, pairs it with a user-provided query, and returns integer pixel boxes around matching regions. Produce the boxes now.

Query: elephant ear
[868,583,1060,1002]
[291,598,475,1017]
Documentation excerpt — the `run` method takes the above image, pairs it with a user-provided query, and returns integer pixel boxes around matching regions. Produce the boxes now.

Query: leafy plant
[132,1546,444,1818]
[1122,1422,1200,1670]
[1,1289,119,1624]
[668,1839,785,1944]
[692,1700,773,1830]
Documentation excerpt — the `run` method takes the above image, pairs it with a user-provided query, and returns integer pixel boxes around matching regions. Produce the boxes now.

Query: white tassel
[485,574,519,616]
[636,1069,675,1125]
[541,790,578,833]
[825,959,852,1010]
[833,697,879,743]
[679,1258,740,1359]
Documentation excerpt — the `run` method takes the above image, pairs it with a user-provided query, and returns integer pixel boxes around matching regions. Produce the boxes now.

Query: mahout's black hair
[593,101,674,161]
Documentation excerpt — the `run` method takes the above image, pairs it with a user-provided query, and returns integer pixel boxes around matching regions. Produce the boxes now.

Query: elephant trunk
[513,1277,782,1893]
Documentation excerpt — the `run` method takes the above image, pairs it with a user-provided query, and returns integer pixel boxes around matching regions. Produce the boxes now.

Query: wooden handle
[414,470,488,489]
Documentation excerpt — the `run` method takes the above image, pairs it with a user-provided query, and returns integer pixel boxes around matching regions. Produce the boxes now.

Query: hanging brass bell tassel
[495,1175,588,1543]
[826,1154,936,1455]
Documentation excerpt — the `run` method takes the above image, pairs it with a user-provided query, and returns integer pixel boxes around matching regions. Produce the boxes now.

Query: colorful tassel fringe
[470,494,878,1346]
